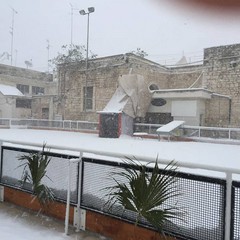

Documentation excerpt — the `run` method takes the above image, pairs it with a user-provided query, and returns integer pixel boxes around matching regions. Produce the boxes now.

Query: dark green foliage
[18,144,54,206]
[131,48,148,58]
[105,158,183,233]
[51,44,97,65]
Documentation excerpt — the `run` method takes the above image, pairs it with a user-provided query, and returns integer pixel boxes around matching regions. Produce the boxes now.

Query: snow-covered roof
[0,84,23,96]
[153,88,213,99]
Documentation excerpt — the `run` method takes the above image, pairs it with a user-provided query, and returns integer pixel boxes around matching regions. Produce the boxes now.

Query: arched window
[149,84,159,91]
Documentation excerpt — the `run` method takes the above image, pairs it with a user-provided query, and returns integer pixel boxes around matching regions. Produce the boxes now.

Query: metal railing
[1,118,240,142]
[134,123,240,141]
[0,118,98,132]
[0,140,239,240]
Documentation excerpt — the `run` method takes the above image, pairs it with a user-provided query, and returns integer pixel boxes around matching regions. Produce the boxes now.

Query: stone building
[0,64,57,119]
[57,44,240,127]
[56,54,170,122]
[2,43,239,127]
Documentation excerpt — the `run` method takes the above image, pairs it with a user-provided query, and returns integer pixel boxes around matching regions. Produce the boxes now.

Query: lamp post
[79,7,95,111]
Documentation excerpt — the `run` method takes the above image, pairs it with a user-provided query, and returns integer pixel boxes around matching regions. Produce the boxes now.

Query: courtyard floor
[0,201,108,240]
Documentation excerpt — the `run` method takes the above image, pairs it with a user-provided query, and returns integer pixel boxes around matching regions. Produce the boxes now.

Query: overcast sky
[1,0,240,72]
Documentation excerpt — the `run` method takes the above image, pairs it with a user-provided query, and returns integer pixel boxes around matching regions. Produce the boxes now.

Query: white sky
[1,0,240,72]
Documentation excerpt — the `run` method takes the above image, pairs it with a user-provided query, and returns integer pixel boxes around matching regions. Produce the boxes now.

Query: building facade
[57,44,240,127]
[0,64,57,119]
[1,43,240,128]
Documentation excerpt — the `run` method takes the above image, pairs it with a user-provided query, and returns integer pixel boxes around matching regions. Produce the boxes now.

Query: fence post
[64,159,71,235]
[225,172,232,240]
[75,152,84,232]
[0,141,2,181]
[65,156,83,235]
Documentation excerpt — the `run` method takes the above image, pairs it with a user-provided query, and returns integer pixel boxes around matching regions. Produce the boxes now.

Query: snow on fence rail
[134,123,240,141]
[0,140,240,240]
[0,118,98,131]
[1,118,240,141]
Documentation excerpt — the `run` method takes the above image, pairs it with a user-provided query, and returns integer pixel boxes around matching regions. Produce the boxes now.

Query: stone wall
[57,54,169,121]
[57,44,240,127]
[205,95,230,127]
[168,65,204,89]
[203,44,240,126]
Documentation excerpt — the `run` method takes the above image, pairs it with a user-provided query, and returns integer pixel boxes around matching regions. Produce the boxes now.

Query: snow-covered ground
[0,129,239,178]
[0,202,101,240]
[0,129,239,239]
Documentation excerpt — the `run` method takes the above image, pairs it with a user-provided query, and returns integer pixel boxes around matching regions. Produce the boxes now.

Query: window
[32,86,44,95]
[16,84,29,94]
[149,84,159,91]
[42,108,49,119]
[16,99,32,108]
[83,86,93,111]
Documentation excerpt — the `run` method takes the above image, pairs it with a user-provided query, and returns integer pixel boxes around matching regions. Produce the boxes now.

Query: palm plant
[105,157,183,235]
[18,144,54,207]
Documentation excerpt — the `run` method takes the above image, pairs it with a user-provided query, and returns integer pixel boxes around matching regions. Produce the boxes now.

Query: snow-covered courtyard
[0,129,239,240]
[0,202,102,240]
[0,128,239,178]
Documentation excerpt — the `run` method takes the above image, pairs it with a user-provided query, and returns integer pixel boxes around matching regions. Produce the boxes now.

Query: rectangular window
[16,84,29,94]
[32,86,44,95]
[83,86,93,111]
[16,99,32,109]
[42,108,49,119]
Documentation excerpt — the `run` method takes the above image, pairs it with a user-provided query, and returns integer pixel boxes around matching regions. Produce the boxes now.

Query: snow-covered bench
[156,120,185,141]
[133,132,148,139]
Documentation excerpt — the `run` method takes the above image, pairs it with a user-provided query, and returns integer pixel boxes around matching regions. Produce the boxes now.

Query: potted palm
[18,144,54,208]
[105,157,183,239]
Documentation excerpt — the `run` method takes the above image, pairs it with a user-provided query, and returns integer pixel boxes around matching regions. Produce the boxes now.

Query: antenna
[14,49,17,66]
[10,7,18,66]
[69,3,79,50]
[46,39,51,72]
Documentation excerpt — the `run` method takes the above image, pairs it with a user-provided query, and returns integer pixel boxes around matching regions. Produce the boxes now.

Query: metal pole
[10,8,17,66]
[225,172,232,240]
[76,152,83,232]
[65,160,71,235]
[86,13,89,70]
[84,13,90,112]
[70,4,73,49]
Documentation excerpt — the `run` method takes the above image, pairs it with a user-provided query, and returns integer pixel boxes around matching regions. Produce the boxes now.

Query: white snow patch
[0,84,23,96]
[0,129,240,179]
[0,211,69,240]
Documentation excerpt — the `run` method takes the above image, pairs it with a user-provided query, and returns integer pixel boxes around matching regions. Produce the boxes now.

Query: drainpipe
[228,98,232,125]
